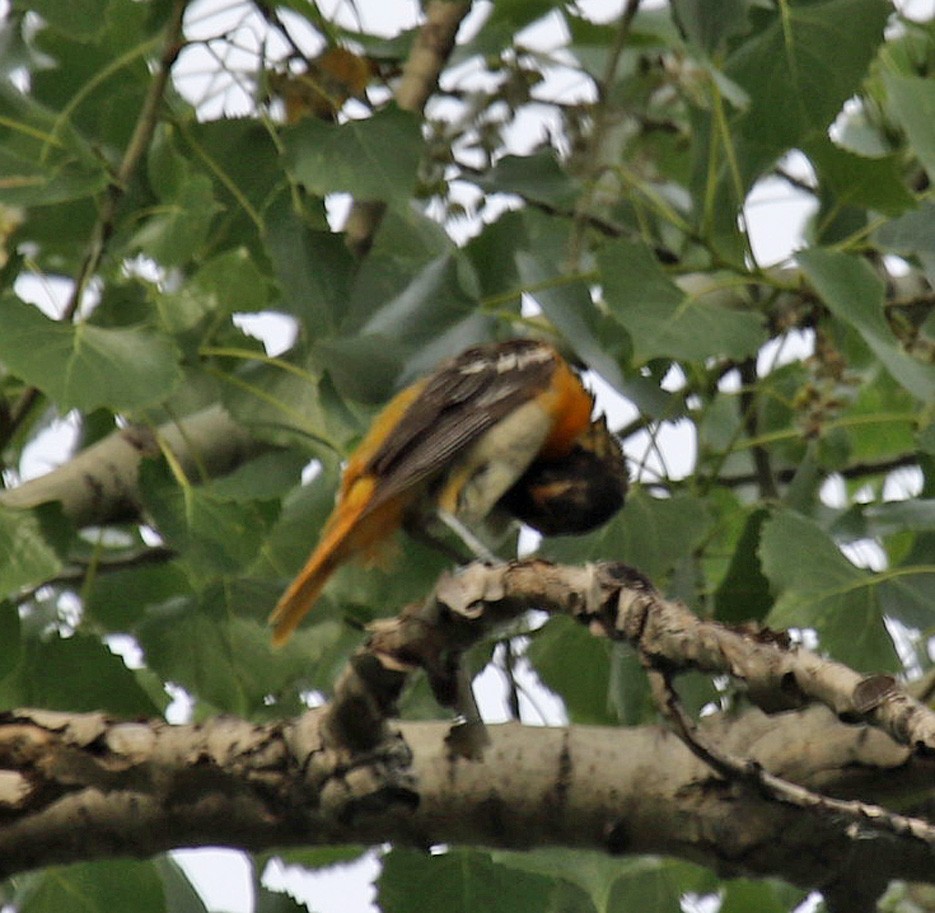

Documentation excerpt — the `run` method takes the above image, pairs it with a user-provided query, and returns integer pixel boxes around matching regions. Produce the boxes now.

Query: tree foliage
[1,0,935,910]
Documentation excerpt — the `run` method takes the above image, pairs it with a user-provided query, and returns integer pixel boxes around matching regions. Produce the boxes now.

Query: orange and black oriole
[269,338,627,645]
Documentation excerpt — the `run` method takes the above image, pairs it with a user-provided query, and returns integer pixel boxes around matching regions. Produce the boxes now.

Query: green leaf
[193,249,270,318]
[468,0,558,54]
[179,119,284,249]
[320,532,452,626]
[155,856,210,913]
[543,489,712,584]
[265,192,353,335]
[873,201,935,256]
[283,105,423,205]
[157,262,268,359]
[270,846,369,870]
[252,461,340,581]
[378,848,554,913]
[516,251,629,392]
[209,450,309,502]
[134,597,250,715]
[345,206,454,330]
[0,505,62,595]
[313,334,409,404]
[16,860,165,913]
[492,850,713,913]
[858,500,935,537]
[841,369,917,462]
[492,850,623,913]
[599,239,765,363]
[727,0,889,156]
[608,644,655,726]
[0,601,21,680]
[85,562,195,632]
[485,0,556,30]
[135,585,355,714]
[0,143,108,206]
[877,563,935,632]
[157,250,270,345]
[13,0,110,40]
[0,295,182,411]
[0,82,108,206]
[806,138,915,217]
[0,633,162,716]
[720,878,809,913]
[256,885,308,913]
[359,253,483,377]
[671,0,751,53]
[798,248,935,401]
[714,508,773,623]
[760,510,898,671]
[464,210,526,301]
[219,357,338,450]
[606,858,711,913]
[472,152,580,209]
[132,171,221,268]
[884,72,935,181]
[526,616,614,725]
[139,459,278,579]
[0,15,39,77]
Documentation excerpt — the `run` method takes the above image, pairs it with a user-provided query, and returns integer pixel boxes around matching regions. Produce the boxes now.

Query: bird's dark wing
[364,339,558,511]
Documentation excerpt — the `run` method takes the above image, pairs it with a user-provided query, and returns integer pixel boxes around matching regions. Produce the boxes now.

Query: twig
[502,639,522,721]
[648,665,935,848]
[717,453,921,490]
[13,547,177,607]
[253,1,307,62]
[773,166,817,196]
[567,0,642,265]
[738,358,778,499]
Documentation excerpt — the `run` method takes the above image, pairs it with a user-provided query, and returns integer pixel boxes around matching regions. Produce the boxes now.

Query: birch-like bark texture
[356,560,935,755]
[0,405,266,527]
[3,559,935,909]
[0,703,930,897]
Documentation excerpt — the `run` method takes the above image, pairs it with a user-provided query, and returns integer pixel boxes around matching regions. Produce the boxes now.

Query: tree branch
[342,0,471,256]
[650,665,935,846]
[738,357,778,499]
[717,453,921,490]
[0,405,267,527]
[2,559,935,894]
[0,703,931,891]
[349,559,935,756]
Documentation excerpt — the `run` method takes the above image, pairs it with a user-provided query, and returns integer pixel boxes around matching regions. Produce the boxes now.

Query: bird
[269,338,627,645]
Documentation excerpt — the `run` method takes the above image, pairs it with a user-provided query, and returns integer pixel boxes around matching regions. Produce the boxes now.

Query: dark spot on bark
[604,818,630,854]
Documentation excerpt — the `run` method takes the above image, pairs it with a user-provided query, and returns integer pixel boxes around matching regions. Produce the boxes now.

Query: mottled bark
[0,703,929,896]
[0,405,266,527]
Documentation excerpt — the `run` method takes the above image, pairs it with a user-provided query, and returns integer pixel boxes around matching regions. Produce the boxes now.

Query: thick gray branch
[0,704,930,893]
[0,405,266,528]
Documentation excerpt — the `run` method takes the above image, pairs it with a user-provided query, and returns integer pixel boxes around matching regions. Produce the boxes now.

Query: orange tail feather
[268,475,376,645]
[268,550,339,647]
[269,476,411,646]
